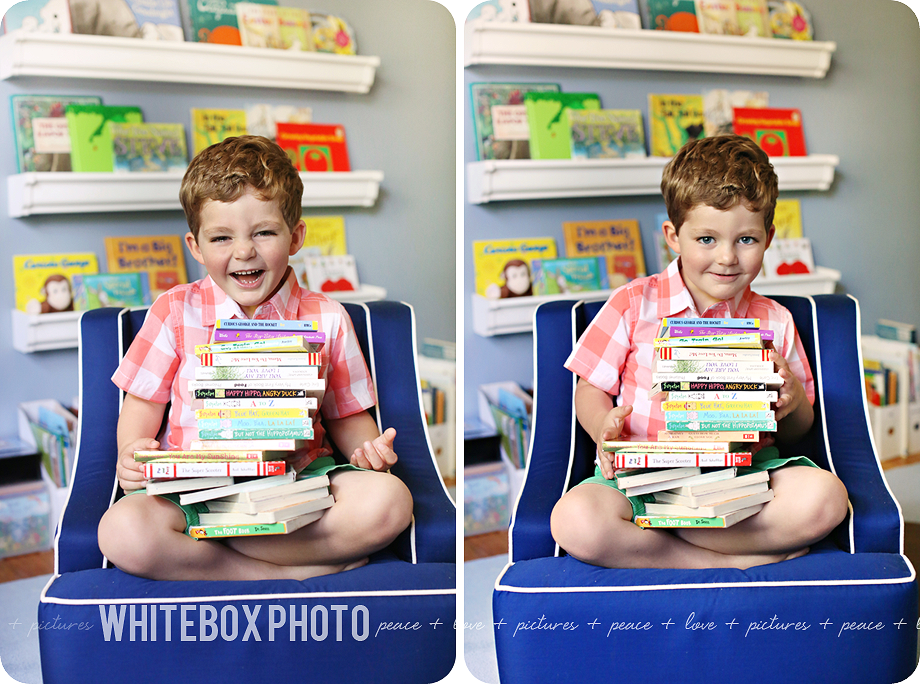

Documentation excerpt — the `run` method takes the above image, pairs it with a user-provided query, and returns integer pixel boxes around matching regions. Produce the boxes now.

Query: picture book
[10,94,101,173]
[244,104,312,141]
[65,104,144,173]
[180,0,277,44]
[466,0,531,22]
[199,352,321,366]
[772,198,803,239]
[530,0,640,26]
[608,451,752,468]
[762,237,814,277]
[122,0,184,40]
[648,94,705,157]
[693,0,739,34]
[191,108,247,156]
[732,107,807,156]
[194,336,317,355]
[297,216,347,257]
[635,505,764,528]
[13,252,99,314]
[276,123,350,172]
[767,0,813,40]
[645,0,699,31]
[702,89,768,137]
[236,2,281,48]
[472,237,558,297]
[588,1,642,28]
[524,92,602,160]
[276,6,313,50]
[530,257,609,295]
[213,319,318,331]
[1,0,71,33]
[71,272,152,310]
[110,122,188,172]
[569,109,646,159]
[179,470,297,505]
[188,509,325,538]
[562,219,646,289]
[104,234,188,298]
[735,0,771,36]
[310,13,356,54]
[303,255,360,293]
[469,82,561,161]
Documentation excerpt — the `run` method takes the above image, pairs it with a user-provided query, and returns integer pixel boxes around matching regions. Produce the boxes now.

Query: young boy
[98,136,413,581]
[550,135,848,570]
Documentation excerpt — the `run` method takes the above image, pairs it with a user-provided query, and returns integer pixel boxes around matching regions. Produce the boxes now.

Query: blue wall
[0,0,456,437]
[463,0,920,419]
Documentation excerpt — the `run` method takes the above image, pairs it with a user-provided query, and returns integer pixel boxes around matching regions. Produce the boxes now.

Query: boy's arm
[324,410,397,472]
[116,393,167,491]
[574,377,633,480]
[771,350,814,444]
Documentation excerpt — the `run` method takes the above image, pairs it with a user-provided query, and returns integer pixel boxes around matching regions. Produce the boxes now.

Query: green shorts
[575,446,819,521]
[131,456,361,536]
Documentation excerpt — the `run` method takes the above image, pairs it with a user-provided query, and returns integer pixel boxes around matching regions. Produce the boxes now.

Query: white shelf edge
[467,156,839,204]
[324,284,388,303]
[0,30,380,92]
[472,290,611,337]
[8,171,384,217]
[464,21,835,78]
[751,266,842,296]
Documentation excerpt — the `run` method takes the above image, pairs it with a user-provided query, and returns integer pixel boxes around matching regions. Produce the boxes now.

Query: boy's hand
[349,427,398,471]
[117,438,157,492]
[595,405,633,480]
[771,350,806,422]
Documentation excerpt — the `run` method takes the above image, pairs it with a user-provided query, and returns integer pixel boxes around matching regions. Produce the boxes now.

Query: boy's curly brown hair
[660,135,778,232]
[180,135,303,240]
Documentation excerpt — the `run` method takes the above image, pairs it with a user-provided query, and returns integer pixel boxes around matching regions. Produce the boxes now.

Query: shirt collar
[199,267,302,327]
[656,257,754,320]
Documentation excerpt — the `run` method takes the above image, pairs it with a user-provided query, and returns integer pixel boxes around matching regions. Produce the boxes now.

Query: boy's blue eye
[738,236,757,245]
[697,236,714,245]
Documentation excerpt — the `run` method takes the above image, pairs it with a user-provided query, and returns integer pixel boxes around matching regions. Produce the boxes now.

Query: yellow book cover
[14,252,99,313]
[191,108,248,156]
[104,235,188,298]
[562,219,646,289]
[301,216,347,255]
[276,6,314,50]
[236,2,281,48]
[648,94,705,157]
[472,237,557,298]
[772,199,803,239]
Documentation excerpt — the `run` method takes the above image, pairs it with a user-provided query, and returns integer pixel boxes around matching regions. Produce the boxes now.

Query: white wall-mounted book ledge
[464,21,836,78]
[325,284,388,303]
[751,266,842,297]
[0,30,380,92]
[8,171,384,217]
[467,156,839,204]
[472,290,611,337]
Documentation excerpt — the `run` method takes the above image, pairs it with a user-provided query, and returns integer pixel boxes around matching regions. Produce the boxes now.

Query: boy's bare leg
[550,483,810,570]
[225,469,413,568]
[673,466,848,555]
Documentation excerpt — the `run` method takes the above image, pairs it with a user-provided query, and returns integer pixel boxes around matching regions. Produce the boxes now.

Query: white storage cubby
[861,335,919,460]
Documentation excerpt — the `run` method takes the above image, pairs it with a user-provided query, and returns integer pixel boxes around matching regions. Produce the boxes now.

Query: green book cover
[184,0,278,44]
[66,105,144,172]
[524,92,601,160]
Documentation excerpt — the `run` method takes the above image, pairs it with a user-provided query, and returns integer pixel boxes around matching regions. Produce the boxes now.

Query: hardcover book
[530,257,609,295]
[71,272,152,310]
[702,89,768,137]
[767,0,813,40]
[732,107,807,156]
[524,92,602,160]
[310,13,356,54]
[773,198,803,239]
[300,216,347,256]
[303,255,360,293]
[188,510,324,538]
[111,122,188,172]
[694,0,740,34]
[635,504,764,528]
[214,318,318,331]
[236,2,281,48]
[69,0,183,39]
[735,0,771,36]
[13,252,99,314]
[104,234,188,298]
[472,237,558,297]
[648,94,705,157]
[191,108,247,156]
[645,0,699,31]
[569,109,646,160]
[66,104,144,173]
[1,0,72,33]
[180,0,277,44]
[10,94,101,173]
[762,237,814,277]
[469,82,560,161]
[276,6,313,50]
[276,123,350,172]
[562,219,646,289]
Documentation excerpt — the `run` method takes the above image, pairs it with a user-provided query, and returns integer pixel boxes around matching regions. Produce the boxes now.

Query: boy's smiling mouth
[231,269,265,286]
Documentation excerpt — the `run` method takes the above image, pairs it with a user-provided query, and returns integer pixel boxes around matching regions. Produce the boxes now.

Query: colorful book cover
[214,319,318,331]
[181,0,277,44]
[298,216,347,256]
[469,83,561,161]
[694,0,740,34]
[772,198,803,239]
[611,451,753,468]
[236,2,281,48]
[1,0,72,33]
[767,0,813,40]
[664,419,777,431]
[656,359,774,374]
[66,105,144,172]
[531,257,609,296]
[194,336,315,355]
[276,6,313,50]
[244,104,312,141]
[648,94,705,157]
[645,0,699,31]
[662,317,760,328]
[472,237,558,297]
[589,1,641,28]
[123,0,184,40]
[71,272,152,310]
[10,94,101,173]
[562,219,646,289]
[194,367,319,380]
[735,0,770,36]
[276,123,350,172]
[189,511,323,538]
[210,330,326,349]
[199,351,321,366]
[702,89,768,137]
[762,237,814,277]
[111,122,188,172]
[144,460,286,478]
[310,13,356,54]
[663,410,774,422]
[303,255,360,292]
[200,397,317,409]
[13,252,99,313]
[135,449,268,461]
[195,408,312,419]
[190,108,247,156]
[524,92,602,160]
[467,0,531,22]
[732,107,807,156]
[104,234,188,298]
[569,109,646,160]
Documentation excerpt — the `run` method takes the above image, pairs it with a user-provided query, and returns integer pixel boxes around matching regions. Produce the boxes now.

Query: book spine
[194,336,307,355]
[195,408,312,419]
[666,327,774,341]
[662,410,774,422]
[634,515,732,529]
[196,418,313,430]
[602,441,734,452]
[612,452,753,468]
[657,430,760,442]
[658,348,772,361]
[191,439,304,451]
[194,388,309,399]
[212,329,327,344]
[134,450,265,462]
[194,367,320,380]
[189,521,296,538]
[199,352,322,366]
[660,401,771,411]
[663,420,777,431]
[655,361,774,374]
[215,319,318,331]
[657,381,768,392]
[663,391,778,402]
[188,379,325,390]
[663,317,760,329]
[143,461,286,478]
[196,428,315,440]
[198,397,317,409]
[654,334,762,348]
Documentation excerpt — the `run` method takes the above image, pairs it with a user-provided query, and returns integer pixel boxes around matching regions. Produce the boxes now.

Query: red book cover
[732,107,807,156]
[276,123,351,171]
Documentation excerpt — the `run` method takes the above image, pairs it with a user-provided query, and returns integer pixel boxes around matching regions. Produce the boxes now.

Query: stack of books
[604,317,780,528]
[136,318,332,539]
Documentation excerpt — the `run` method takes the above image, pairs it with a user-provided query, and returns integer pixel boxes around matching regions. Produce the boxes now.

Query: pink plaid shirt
[112,268,376,462]
[565,257,814,446]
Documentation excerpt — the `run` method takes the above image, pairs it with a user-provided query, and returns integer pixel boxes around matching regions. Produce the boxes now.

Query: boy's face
[186,187,305,318]
[663,203,774,313]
